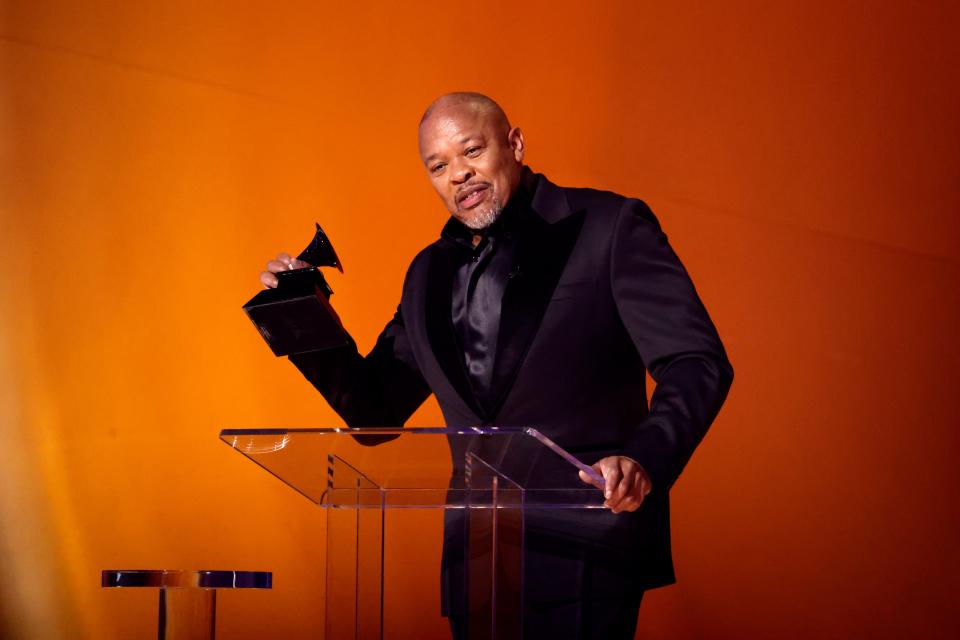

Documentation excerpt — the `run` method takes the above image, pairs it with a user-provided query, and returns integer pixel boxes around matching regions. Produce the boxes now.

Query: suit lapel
[422,172,585,422]
[486,177,585,418]
[424,239,485,419]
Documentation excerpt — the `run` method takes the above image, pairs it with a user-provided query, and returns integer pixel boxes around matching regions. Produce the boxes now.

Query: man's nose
[450,158,474,184]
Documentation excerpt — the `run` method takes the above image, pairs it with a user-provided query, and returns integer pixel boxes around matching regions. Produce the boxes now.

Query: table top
[101,570,272,589]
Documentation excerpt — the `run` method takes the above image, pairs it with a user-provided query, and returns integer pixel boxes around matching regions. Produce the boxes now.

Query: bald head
[419,92,511,134]
[417,92,525,230]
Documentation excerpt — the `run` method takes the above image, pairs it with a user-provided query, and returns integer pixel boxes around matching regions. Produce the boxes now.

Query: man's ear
[508,126,525,163]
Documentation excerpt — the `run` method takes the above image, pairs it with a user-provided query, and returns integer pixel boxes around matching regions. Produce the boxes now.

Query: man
[260,93,733,638]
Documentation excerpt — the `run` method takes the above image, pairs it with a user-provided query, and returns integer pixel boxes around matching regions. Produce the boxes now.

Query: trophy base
[243,267,349,357]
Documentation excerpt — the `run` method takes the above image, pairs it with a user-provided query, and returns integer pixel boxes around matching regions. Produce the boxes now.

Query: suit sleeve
[610,199,734,490]
[288,305,432,427]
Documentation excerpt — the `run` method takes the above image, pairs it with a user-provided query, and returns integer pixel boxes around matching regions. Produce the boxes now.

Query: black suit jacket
[290,169,733,598]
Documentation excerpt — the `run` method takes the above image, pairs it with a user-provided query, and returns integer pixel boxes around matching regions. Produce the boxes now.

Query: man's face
[419,105,524,230]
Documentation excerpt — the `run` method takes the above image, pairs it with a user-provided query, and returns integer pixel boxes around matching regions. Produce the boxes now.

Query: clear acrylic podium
[220,427,606,639]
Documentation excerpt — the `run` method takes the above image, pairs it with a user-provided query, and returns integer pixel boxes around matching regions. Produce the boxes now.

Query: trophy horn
[297,223,344,273]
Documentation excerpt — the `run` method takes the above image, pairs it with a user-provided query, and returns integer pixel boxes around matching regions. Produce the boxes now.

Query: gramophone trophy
[242,223,349,357]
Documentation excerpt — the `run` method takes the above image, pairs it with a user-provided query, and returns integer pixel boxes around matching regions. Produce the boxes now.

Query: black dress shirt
[441,171,537,416]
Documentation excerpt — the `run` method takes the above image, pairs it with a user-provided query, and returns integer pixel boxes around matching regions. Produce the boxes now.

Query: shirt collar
[441,166,539,251]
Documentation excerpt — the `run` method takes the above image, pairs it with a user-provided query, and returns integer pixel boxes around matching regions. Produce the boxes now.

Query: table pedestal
[102,569,271,640]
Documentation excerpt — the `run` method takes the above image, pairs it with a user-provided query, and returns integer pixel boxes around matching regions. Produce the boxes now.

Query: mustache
[455,181,492,202]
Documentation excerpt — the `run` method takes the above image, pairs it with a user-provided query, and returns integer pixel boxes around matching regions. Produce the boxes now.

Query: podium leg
[325,455,385,640]
[465,454,524,639]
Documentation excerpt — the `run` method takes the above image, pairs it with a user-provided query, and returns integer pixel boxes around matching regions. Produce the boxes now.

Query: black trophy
[243,223,349,357]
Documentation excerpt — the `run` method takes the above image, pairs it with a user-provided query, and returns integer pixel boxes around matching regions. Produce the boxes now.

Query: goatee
[458,196,503,230]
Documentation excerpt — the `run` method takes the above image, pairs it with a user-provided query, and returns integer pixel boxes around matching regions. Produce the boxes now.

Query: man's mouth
[457,184,491,209]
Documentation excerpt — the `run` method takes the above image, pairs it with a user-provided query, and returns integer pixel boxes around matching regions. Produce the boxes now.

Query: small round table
[102,570,272,639]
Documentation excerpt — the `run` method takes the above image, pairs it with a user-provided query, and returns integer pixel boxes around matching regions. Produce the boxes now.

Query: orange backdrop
[1,1,958,638]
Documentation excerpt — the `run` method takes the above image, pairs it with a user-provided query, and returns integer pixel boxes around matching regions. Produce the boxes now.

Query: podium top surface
[220,427,608,509]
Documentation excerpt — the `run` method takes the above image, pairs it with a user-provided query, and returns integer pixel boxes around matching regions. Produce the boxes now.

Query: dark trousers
[448,592,643,639]
[444,510,648,639]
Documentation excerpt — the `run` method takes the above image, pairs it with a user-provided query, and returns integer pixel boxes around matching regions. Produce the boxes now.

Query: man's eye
[466,147,481,156]
[431,163,446,174]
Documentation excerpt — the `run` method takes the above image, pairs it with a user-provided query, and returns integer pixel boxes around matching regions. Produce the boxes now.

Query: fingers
[612,474,642,513]
[610,461,634,512]
[266,259,289,273]
[277,253,313,269]
[579,468,605,491]
[260,252,313,289]
[592,456,652,514]
[598,457,623,505]
[603,459,623,502]
[260,270,279,288]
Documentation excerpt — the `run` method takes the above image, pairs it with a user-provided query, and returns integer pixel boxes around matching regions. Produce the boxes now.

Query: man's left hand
[578,456,652,513]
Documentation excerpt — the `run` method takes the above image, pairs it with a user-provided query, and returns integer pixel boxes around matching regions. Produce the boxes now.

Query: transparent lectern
[220,427,606,639]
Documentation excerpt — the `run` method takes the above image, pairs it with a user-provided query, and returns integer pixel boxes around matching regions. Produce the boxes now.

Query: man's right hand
[259,252,313,288]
